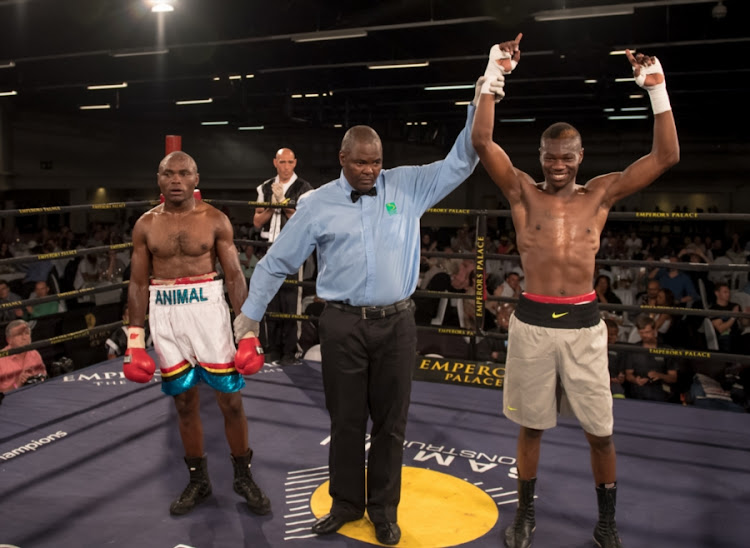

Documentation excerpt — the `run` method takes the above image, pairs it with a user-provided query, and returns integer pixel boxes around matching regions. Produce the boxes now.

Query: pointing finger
[625,49,637,66]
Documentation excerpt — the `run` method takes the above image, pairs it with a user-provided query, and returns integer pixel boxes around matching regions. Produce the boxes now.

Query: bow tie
[351,187,377,203]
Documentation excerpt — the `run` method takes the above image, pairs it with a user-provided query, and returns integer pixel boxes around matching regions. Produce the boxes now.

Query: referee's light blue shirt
[241,105,478,320]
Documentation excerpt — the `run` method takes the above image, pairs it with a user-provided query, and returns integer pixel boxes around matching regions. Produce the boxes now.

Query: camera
[49,356,74,377]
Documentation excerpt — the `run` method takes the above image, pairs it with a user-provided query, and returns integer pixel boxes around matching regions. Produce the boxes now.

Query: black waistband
[326,298,414,320]
[514,294,600,329]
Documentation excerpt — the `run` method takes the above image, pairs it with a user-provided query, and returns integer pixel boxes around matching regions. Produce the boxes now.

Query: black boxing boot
[232,449,271,515]
[593,483,623,548]
[504,477,536,548]
[170,455,212,515]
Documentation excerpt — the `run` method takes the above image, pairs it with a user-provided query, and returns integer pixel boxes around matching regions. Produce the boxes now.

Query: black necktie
[351,187,377,203]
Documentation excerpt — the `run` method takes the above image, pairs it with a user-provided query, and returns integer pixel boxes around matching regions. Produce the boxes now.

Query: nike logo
[552,312,569,319]
[507,406,517,411]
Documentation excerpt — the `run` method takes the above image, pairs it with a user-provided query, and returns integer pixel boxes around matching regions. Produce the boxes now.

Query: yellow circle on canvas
[310,466,499,547]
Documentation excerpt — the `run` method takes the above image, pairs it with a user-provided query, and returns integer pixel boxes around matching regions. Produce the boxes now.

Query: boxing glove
[234,333,265,375]
[123,326,156,383]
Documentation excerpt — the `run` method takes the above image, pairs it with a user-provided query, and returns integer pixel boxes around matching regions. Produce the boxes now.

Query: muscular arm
[471,94,526,206]
[127,217,152,328]
[253,206,274,229]
[597,111,680,207]
[215,212,248,314]
[599,52,680,206]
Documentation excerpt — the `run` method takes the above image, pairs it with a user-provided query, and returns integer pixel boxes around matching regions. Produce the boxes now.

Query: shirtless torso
[128,151,246,329]
[513,176,611,297]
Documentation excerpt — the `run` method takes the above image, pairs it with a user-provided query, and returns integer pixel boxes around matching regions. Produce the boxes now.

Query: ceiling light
[534,5,634,21]
[603,108,616,112]
[333,124,343,128]
[304,93,319,98]
[201,121,229,126]
[615,77,635,82]
[608,115,648,120]
[500,118,536,123]
[111,48,169,58]
[245,74,255,79]
[621,107,648,111]
[368,61,429,70]
[292,29,368,43]
[629,94,644,99]
[87,82,128,90]
[0,90,18,97]
[609,50,628,56]
[454,101,471,106]
[238,125,264,131]
[0,60,15,69]
[150,1,175,12]
[584,79,597,84]
[425,84,475,91]
[291,94,303,98]
[80,104,111,110]
[213,77,220,81]
[175,98,213,105]
[229,75,242,80]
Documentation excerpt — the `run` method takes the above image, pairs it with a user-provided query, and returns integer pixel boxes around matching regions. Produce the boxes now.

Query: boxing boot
[593,483,623,548]
[169,455,212,515]
[231,449,271,515]
[504,477,536,548]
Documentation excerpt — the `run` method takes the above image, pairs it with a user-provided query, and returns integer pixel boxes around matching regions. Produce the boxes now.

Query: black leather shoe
[311,514,350,535]
[374,522,401,545]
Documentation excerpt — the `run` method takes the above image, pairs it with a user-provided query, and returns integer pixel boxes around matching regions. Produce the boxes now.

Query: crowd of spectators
[414,220,750,412]
[2,214,749,413]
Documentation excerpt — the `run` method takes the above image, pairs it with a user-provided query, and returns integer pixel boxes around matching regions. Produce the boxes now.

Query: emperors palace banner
[413,355,505,390]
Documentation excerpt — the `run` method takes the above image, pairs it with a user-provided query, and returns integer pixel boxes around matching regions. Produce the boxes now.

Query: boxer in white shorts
[149,275,244,397]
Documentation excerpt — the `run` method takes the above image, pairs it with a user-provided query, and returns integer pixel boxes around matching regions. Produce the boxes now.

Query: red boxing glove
[234,333,265,375]
[123,326,156,383]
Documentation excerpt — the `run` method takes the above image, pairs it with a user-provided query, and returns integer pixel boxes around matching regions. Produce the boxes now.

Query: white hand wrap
[473,75,505,105]
[481,45,517,94]
[127,326,146,349]
[633,57,671,115]
[233,313,259,344]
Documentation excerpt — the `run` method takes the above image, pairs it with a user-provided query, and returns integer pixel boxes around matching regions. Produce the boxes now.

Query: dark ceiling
[0,0,747,133]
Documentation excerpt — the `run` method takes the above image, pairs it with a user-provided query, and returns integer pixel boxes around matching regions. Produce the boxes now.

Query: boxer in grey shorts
[504,292,612,438]
[472,33,679,548]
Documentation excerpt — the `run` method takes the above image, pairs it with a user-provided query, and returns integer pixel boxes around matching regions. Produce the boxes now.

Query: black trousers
[262,284,297,356]
[318,302,417,523]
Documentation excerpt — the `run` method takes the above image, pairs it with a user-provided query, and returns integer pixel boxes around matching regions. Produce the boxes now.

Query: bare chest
[147,217,214,258]
[522,190,606,238]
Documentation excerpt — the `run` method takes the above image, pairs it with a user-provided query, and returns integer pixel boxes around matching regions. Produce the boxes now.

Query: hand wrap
[633,56,671,114]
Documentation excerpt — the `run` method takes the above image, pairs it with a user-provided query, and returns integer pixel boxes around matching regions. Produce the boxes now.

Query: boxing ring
[2,200,750,547]
[2,354,749,548]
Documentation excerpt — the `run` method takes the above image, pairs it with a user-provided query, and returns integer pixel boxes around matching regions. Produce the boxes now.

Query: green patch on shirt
[386,202,398,215]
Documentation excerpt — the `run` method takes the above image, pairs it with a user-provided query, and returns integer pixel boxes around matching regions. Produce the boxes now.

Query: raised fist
[473,75,505,105]
[626,50,665,89]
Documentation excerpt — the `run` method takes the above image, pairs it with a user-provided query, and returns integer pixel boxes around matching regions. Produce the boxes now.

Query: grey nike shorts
[503,294,613,437]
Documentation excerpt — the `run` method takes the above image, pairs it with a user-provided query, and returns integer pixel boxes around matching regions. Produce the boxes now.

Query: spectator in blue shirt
[234,78,501,545]
[650,255,699,306]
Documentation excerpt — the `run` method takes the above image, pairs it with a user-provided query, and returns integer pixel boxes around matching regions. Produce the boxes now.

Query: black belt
[326,298,414,320]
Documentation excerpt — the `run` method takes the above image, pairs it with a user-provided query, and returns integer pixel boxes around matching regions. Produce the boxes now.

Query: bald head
[273,148,297,183]
[340,125,381,155]
[159,151,198,174]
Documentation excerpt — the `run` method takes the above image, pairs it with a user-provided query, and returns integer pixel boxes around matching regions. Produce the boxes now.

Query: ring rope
[0,320,123,359]
[3,199,750,222]
[1,199,748,375]
[0,281,129,314]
